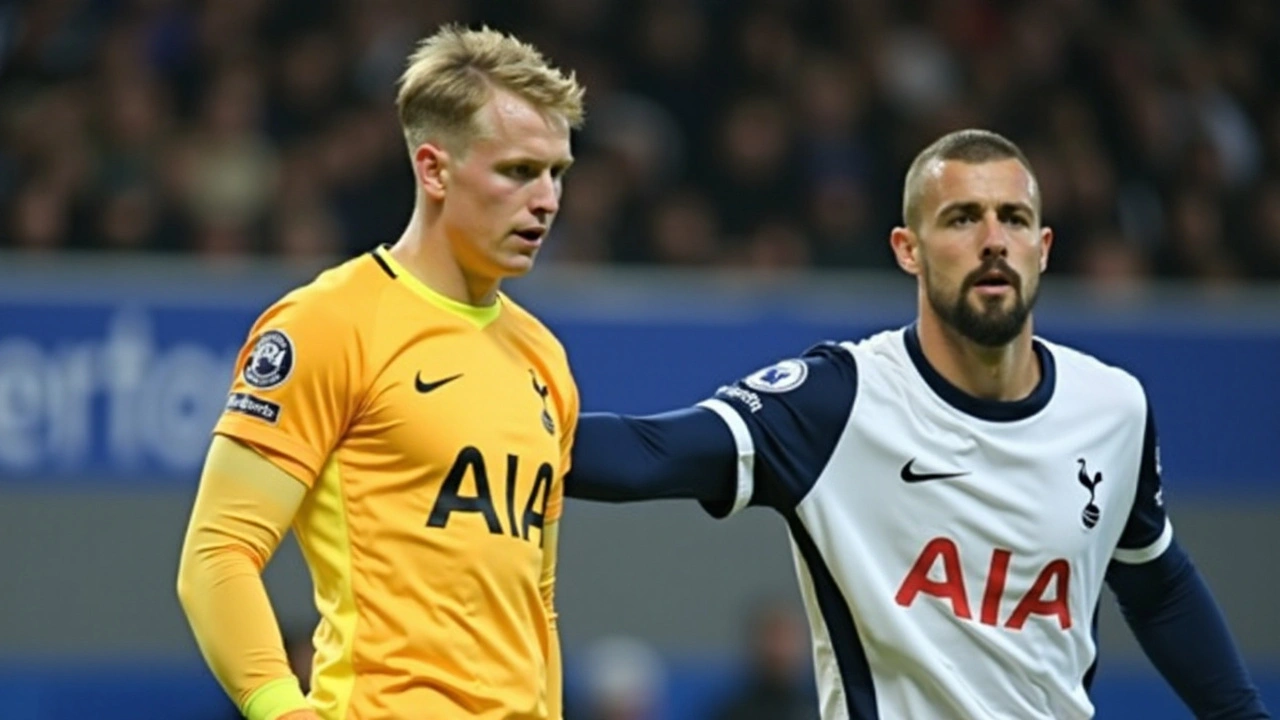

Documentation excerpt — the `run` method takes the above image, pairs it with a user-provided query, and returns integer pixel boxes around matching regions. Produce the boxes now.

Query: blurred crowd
[3,0,1280,285]
[567,597,819,720]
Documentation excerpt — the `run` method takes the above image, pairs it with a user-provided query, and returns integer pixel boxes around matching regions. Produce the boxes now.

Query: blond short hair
[395,24,585,154]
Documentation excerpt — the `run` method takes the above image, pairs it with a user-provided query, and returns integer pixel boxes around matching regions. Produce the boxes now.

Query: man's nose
[978,212,1009,258]
[530,173,560,217]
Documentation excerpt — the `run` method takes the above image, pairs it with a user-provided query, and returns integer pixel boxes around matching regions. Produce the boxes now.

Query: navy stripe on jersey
[786,509,878,719]
[903,324,1056,421]
[711,343,858,513]
[1116,402,1168,551]
[1082,602,1100,693]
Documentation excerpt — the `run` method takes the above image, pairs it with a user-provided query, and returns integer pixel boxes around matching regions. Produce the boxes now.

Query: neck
[389,203,500,306]
[915,309,1039,401]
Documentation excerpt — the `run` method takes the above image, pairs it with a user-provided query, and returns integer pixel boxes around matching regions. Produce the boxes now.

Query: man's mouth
[512,227,546,242]
[971,269,1016,294]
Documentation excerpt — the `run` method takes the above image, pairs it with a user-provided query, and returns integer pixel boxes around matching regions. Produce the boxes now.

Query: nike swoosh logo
[900,458,971,483]
[415,372,463,394]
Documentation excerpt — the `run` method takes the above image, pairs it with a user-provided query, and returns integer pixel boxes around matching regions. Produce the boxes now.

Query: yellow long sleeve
[177,434,313,719]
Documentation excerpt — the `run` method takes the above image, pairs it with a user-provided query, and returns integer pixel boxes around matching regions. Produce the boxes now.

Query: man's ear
[890,226,922,276]
[413,142,449,201]
[1039,225,1053,272]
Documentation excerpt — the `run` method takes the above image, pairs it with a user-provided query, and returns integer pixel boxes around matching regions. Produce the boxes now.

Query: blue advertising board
[0,264,1276,493]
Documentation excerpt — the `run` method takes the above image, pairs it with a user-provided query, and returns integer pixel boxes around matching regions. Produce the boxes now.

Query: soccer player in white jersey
[565,129,1271,719]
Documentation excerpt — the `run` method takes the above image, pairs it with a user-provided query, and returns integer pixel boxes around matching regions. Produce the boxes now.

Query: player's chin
[496,249,539,276]
[968,287,1018,310]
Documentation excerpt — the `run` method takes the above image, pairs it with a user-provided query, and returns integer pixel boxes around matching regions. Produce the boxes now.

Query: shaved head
[902,129,1039,232]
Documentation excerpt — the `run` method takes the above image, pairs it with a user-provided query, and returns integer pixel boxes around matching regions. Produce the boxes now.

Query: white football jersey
[697,325,1171,720]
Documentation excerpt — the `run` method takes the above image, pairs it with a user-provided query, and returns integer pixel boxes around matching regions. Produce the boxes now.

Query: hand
[274,711,321,720]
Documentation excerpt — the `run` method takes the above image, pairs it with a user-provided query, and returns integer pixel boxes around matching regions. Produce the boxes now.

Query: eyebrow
[936,200,1036,219]
[499,155,575,167]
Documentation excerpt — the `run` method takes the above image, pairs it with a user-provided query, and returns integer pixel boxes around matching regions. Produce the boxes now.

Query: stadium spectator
[1,1,1278,288]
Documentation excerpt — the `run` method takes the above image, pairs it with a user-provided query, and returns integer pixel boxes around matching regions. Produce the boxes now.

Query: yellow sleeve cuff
[242,676,310,720]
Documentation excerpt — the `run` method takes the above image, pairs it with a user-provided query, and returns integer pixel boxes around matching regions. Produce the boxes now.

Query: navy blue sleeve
[704,342,858,513]
[565,342,858,518]
[565,406,741,513]
[1106,540,1270,719]
[1117,402,1170,553]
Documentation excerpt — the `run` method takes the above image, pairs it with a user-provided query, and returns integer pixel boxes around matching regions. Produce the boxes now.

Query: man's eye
[508,165,537,179]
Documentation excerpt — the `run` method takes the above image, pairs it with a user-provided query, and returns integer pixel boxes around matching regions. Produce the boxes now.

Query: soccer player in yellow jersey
[176,24,585,720]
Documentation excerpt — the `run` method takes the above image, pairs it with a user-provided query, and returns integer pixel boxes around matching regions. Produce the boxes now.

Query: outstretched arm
[567,406,745,515]
[569,342,861,518]
[1107,542,1269,718]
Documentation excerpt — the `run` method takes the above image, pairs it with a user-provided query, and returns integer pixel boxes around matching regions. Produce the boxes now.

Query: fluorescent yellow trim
[374,246,502,328]
[242,677,309,720]
[296,457,359,720]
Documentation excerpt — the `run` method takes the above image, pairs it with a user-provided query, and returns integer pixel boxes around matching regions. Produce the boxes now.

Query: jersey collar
[372,245,502,329]
[902,323,1055,422]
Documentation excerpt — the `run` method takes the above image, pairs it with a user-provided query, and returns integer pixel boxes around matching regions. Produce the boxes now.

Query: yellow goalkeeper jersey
[212,245,577,719]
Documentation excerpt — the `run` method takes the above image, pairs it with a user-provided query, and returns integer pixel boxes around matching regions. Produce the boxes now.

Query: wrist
[242,676,310,720]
